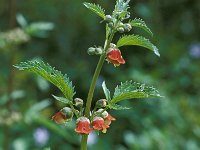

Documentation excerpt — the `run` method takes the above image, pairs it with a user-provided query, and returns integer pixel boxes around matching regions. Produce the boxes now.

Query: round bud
[117,27,125,33]
[95,99,107,108]
[104,15,112,22]
[124,23,132,32]
[110,43,116,48]
[108,22,114,29]
[95,109,108,118]
[87,47,96,55]
[95,47,103,55]
[118,22,124,27]
[74,98,83,108]
[60,107,73,119]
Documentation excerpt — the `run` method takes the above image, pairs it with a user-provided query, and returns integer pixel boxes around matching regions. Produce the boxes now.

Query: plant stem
[81,135,88,150]
[80,31,115,150]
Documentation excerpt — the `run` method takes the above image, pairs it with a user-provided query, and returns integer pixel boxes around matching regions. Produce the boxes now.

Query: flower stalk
[81,31,115,150]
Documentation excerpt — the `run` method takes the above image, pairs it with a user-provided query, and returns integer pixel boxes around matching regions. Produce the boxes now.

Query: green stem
[80,31,115,150]
[81,135,88,150]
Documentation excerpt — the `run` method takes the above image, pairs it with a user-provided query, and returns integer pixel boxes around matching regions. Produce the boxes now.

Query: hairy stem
[80,31,115,150]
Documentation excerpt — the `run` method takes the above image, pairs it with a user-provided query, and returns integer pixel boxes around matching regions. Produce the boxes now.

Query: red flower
[75,117,93,134]
[107,49,125,66]
[92,117,109,133]
[104,114,116,126]
[52,112,67,124]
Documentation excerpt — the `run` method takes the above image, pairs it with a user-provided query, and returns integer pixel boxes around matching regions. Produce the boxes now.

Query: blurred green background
[0,0,200,150]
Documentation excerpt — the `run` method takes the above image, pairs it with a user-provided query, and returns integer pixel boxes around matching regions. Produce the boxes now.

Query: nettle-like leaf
[110,81,162,104]
[14,60,75,101]
[102,81,111,101]
[52,95,71,104]
[129,18,153,37]
[83,2,105,19]
[108,103,131,110]
[117,35,160,57]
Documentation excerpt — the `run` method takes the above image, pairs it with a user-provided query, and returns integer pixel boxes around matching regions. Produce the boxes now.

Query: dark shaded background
[0,0,200,150]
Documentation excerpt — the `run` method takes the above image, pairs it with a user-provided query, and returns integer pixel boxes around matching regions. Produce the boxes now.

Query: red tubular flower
[75,117,93,134]
[107,49,125,66]
[92,117,109,133]
[52,112,67,124]
[104,114,116,126]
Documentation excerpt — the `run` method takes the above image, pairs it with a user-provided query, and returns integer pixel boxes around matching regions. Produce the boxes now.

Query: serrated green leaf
[102,81,111,101]
[111,81,162,103]
[117,35,160,57]
[108,103,131,110]
[129,18,153,37]
[14,60,75,100]
[83,2,105,19]
[52,95,71,104]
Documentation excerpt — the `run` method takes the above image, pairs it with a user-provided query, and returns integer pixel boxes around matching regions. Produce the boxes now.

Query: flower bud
[117,27,124,33]
[96,109,108,118]
[87,47,96,55]
[75,117,93,134]
[124,23,132,32]
[60,107,73,119]
[74,98,83,108]
[118,22,124,27]
[108,22,114,28]
[104,15,112,22]
[95,99,107,108]
[95,47,103,55]
[110,43,116,48]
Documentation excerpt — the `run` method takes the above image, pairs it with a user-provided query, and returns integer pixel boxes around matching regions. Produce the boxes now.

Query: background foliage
[0,0,200,150]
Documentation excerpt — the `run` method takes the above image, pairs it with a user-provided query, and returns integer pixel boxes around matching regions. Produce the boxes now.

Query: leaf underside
[102,81,111,101]
[129,18,153,37]
[83,2,105,19]
[52,95,71,104]
[14,60,75,101]
[111,80,162,103]
[116,35,160,57]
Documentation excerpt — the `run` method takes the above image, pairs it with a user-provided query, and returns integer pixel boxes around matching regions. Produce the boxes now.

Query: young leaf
[52,95,71,104]
[14,60,75,101]
[102,81,111,101]
[108,103,131,110]
[116,35,160,57]
[129,18,153,37]
[111,81,162,104]
[83,2,105,19]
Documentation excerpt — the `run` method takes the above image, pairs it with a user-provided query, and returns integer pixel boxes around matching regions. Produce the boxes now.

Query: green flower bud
[95,47,103,55]
[74,98,83,108]
[60,107,73,120]
[104,15,112,22]
[124,23,132,32]
[117,27,124,33]
[110,43,116,48]
[87,47,96,55]
[95,109,108,118]
[108,22,114,29]
[95,99,107,108]
[118,22,124,27]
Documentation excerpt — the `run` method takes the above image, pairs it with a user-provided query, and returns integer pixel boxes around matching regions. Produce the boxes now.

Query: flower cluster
[74,109,115,134]
[51,98,116,135]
